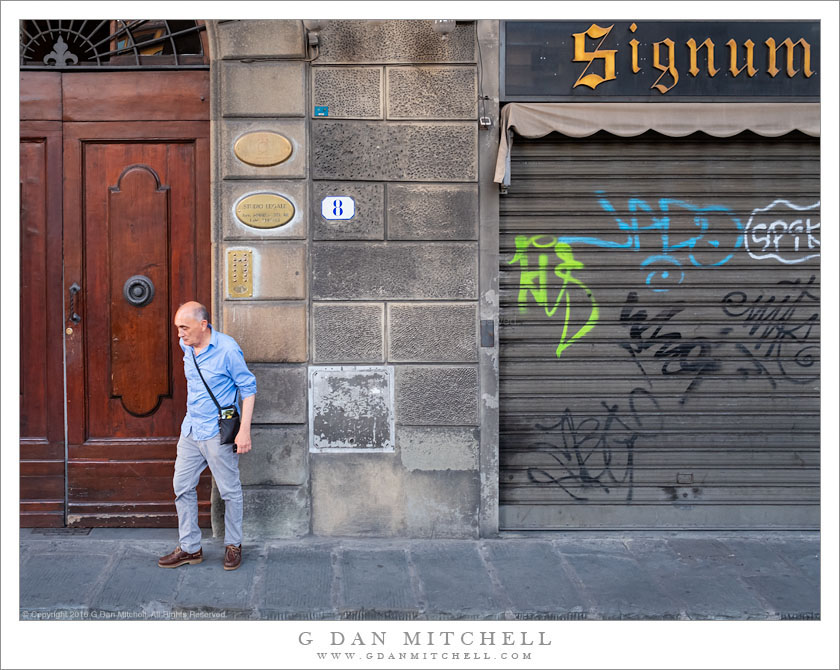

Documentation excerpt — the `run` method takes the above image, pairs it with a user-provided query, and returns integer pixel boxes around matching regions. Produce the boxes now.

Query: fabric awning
[495,102,821,185]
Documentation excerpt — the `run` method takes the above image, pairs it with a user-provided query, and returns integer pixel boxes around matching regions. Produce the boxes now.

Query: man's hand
[234,428,252,454]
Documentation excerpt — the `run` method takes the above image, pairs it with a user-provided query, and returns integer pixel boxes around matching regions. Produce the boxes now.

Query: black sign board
[502,20,820,101]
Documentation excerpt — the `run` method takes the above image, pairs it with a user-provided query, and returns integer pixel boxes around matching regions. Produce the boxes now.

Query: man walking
[158,301,256,571]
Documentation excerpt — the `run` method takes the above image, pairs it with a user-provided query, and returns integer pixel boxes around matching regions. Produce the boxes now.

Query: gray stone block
[221,119,306,179]
[259,547,335,613]
[19,551,110,608]
[395,366,479,425]
[405,470,480,538]
[312,304,384,363]
[251,364,307,424]
[312,243,477,300]
[389,303,477,362]
[311,453,406,536]
[485,542,586,612]
[223,242,306,300]
[387,66,477,119]
[387,183,478,240]
[222,180,306,241]
[339,549,419,613]
[312,182,384,241]
[397,426,478,471]
[173,551,257,610]
[312,122,477,182]
[312,67,383,119]
[239,425,308,486]
[214,19,305,59]
[743,574,820,615]
[241,485,310,539]
[90,548,181,611]
[410,544,496,613]
[317,20,475,64]
[221,61,305,117]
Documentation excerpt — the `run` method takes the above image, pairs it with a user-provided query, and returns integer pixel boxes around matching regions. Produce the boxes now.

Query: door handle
[68,282,81,324]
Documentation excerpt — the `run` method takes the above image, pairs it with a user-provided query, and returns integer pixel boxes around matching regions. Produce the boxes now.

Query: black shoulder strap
[191,348,222,412]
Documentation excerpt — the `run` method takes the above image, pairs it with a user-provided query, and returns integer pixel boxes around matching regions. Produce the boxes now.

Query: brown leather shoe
[224,544,242,571]
[158,546,203,568]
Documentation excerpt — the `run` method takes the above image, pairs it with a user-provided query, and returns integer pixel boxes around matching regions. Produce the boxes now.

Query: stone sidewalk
[18,528,820,621]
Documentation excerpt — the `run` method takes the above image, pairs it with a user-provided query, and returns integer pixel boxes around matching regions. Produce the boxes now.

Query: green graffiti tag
[509,235,599,357]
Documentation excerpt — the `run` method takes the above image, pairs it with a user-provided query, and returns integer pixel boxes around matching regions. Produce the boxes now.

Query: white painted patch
[321,196,355,220]
[744,199,820,264]
[482,392,499,409]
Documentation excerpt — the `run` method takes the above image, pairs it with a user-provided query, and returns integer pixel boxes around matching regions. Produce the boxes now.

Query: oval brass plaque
[235,193,296,229]
[233,132,293,167]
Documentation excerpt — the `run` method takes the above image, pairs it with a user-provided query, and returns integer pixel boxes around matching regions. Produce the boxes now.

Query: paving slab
[558,548,680,619]
[743,574,821,616]
[172,544,258,614]
[483,541,585,614]
[89,548,181,612]
[771,540,821,586]
[20,550,112,611]
[410,543,500,618]
[338,549,419,616]
[259,546,335,616]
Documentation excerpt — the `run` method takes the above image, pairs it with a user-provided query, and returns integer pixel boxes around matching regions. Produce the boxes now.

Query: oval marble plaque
[235,193,296,229]
[233,132,293,167]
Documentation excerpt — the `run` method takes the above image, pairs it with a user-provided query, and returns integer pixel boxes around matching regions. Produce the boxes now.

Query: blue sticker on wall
[314,106,329,117]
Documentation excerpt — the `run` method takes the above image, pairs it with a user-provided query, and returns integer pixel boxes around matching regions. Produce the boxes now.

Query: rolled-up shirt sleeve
[227,347,257,398]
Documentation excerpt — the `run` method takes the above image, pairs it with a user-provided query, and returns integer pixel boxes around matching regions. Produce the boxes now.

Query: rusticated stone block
[397,426,479,471]
[241,485,310,539]
[250,364,307,424]
[221,119,305,179]
[312,303,384,363]
[395,366,479,425]
[389,303,477,362]
[311,453,406,536]
[223,302,306,363]
[312,122,477,182]
[405,470,480,538]
[387,183,478,240]
[222,180,306,240]
[221,61,305,117]
[387,66,477,119]
[311,243,477,300]
[316,20,475,64]
[214,20,305,59]
[312,182,384,240]
[239,425,308,486]
[312,67,383,119]
[223,243,305,300]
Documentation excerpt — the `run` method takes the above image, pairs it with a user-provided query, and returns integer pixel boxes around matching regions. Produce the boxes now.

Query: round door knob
[123,275,155,307]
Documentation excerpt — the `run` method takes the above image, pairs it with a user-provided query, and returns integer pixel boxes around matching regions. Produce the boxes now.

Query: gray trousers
[173,432,243,552]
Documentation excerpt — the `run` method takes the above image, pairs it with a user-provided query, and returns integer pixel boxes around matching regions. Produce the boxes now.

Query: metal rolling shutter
[499,130,820,530]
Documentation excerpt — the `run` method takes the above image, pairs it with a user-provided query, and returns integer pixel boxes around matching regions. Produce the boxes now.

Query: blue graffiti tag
[557,191,743,291]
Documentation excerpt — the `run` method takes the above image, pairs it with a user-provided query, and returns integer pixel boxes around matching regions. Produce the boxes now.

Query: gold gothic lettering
[651,38,678,93]
[726,39,758,77]
[572,24,617,89]
[629,23,641,73]
[765,37,814,77]
[687,38,719,77]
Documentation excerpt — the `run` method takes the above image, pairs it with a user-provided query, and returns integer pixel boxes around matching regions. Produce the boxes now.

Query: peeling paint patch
[481,392,499,409]
[309,366,395,452]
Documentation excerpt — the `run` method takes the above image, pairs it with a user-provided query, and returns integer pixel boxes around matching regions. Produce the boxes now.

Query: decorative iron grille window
[20,20,209,69]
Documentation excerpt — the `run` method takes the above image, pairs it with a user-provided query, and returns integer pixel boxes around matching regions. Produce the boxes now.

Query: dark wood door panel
[62,71,209,121]
[20,121,64,527]
[63,119,210,527]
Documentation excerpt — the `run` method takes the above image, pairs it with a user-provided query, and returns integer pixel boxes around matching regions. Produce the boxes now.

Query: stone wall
[309,20,481,538]
[208,19,485,539]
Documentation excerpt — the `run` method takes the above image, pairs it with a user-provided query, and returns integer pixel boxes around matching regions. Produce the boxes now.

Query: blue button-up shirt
[180,325,257,440]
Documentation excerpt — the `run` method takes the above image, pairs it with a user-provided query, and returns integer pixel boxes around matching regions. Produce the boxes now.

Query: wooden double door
[20,71,211,527]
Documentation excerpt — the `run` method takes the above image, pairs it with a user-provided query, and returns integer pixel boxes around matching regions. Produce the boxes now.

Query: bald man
[158,301,256,571]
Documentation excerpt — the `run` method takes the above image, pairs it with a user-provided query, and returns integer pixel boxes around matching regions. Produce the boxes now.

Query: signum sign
[503,21,820,100]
